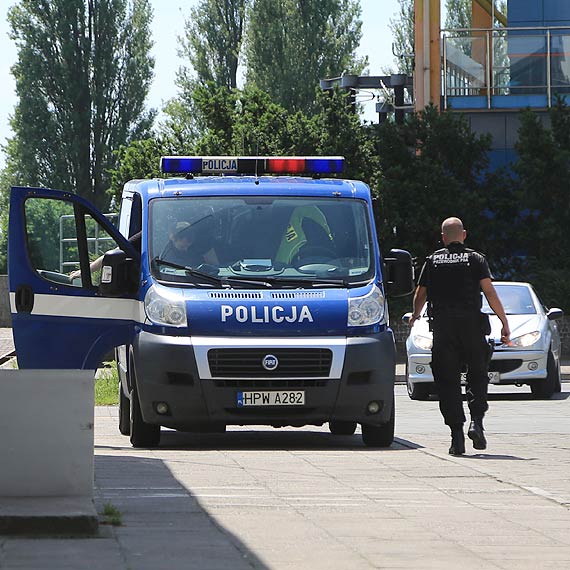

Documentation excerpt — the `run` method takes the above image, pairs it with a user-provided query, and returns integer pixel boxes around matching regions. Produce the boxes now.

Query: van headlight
[348,285,385,326]
[144,285,187,327]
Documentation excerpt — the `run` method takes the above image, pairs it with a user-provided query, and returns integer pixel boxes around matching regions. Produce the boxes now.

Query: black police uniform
[417,242,492,427]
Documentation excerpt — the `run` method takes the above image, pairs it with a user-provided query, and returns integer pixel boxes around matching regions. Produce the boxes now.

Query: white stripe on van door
[10,292,144,322]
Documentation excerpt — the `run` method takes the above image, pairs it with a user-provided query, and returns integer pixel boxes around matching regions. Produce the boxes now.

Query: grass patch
[95,362,119,406]
[101,503,123,526]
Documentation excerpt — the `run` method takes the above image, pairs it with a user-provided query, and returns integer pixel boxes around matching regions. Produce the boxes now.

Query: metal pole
[486,30,492,108]
[547,30,552,107]
[443,34,448,109]
[59,216,64,274]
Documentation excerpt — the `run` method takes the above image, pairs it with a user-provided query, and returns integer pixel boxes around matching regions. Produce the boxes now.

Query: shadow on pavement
[416,390,569,402]
[95,454,269,569]
[488,392,570,401]
[97,429,415,452]
[460,453,537,461]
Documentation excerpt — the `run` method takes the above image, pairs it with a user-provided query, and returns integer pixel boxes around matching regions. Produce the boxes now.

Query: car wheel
[530,351,558,399]
[361,399,395,448]
[329,420,357,435]
[407,377,431,400]
[118,381,131,436]
[129,357,161,448]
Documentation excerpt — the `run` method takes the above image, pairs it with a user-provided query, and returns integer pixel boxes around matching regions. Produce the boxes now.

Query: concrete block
[0,369,94,497]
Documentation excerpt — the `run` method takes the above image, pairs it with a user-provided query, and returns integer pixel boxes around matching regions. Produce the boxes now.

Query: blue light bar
[160,157,203,174]
[160,156,344,176]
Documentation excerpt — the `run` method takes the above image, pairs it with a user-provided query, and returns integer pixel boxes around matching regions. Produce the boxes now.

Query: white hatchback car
[403,282,564,400]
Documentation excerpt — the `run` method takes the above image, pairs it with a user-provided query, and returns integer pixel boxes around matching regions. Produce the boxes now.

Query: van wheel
[361,399,395,448]
[118,382,131,436]
[530,351,558,399]
[329,420,357,435]
[129,359,160,448]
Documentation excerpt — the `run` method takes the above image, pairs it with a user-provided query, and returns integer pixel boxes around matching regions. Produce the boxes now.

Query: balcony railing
[442,27,570,110]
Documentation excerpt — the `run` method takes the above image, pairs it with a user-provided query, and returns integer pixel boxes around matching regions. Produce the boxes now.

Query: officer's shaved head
[441,217,466,244]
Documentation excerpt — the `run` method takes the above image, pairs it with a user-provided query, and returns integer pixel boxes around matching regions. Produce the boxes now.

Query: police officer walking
[410,217,510,455]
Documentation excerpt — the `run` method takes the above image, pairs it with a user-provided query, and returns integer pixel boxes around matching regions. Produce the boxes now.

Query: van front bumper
[132,331,397,429]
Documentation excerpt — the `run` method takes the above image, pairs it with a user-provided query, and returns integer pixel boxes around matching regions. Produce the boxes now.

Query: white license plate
[460,371,500,383]
[237,391,305,407]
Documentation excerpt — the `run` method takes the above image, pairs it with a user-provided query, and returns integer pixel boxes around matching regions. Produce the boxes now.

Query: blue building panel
[508,0,543,25]
[544,0,570,21]
[509,0,570,26]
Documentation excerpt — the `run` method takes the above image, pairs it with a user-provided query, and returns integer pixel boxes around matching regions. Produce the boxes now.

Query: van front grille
[208,348,332,378]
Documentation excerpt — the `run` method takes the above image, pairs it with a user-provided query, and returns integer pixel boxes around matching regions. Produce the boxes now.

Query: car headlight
[144,285,187,327]
[412,334,433,350]
[348,285,385,326]
[507,331,541,348]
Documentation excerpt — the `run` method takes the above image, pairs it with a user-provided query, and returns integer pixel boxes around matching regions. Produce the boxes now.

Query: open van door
[8,186,141,369]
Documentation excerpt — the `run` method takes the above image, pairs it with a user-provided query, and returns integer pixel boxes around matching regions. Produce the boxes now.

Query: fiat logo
[262,354,279,371]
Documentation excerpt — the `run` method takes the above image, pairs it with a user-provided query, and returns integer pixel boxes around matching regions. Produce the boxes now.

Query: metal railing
[442,26,570,109]
[59,213,118,273]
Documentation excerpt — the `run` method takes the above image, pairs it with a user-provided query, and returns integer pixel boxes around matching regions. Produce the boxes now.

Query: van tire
[329,420,357,435]
[361,399,395,448]
[118,382,131,436]
[129,357,160,448]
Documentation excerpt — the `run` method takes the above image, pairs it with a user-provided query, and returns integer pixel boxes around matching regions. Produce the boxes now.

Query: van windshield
[149,196,374,287]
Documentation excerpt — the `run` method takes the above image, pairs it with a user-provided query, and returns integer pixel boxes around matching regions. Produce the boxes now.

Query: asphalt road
[2,384,569,569]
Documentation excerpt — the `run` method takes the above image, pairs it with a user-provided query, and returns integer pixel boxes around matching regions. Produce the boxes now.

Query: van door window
[24,196,122,288]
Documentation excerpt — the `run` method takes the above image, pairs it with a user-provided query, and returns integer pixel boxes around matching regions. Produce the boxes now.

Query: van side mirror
[98,249,139,297]
[384,248,414,298]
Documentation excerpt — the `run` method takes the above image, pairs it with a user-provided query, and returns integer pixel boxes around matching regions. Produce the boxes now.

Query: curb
[0,497,98,536]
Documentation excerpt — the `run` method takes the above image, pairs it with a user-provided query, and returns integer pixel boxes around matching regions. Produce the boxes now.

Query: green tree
[6,0,155,210]
[375,105,495,264]
[109,84,377,204]
[178,0,249,90]
[511,99,570,311]
[246,0,366,112]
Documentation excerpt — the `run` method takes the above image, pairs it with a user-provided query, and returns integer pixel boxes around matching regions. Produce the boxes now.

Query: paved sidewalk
[1,385,569,569]
[0,328,14,361]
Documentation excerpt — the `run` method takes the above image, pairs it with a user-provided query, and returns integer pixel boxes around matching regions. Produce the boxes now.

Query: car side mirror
[546,308,564,321]
[384,249,414,298]
[98,249,139,297]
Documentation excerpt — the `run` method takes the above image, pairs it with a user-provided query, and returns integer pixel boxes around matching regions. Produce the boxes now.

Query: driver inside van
[161,220,219,268]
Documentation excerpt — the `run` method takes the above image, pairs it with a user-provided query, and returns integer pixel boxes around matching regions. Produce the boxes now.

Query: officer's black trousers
[431,313,490,427]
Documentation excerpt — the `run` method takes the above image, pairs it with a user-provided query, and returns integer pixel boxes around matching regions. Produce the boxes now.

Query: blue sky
[0,0,402,169]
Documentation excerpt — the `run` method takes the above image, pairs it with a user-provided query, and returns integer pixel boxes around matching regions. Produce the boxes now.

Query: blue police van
[8,156,413,448]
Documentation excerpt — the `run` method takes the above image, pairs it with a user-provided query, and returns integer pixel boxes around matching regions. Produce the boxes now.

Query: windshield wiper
[153,257,225,287]
[219,275,273,288]
[153,258,274,288]
[262,276,348,288]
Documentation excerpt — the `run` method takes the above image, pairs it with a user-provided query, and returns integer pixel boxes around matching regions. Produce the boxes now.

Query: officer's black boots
[468,416,487,450]
[449,425,465,455]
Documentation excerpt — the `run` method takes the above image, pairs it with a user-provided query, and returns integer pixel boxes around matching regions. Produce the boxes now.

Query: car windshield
[482,284,537,315]
[149,196,374,287]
